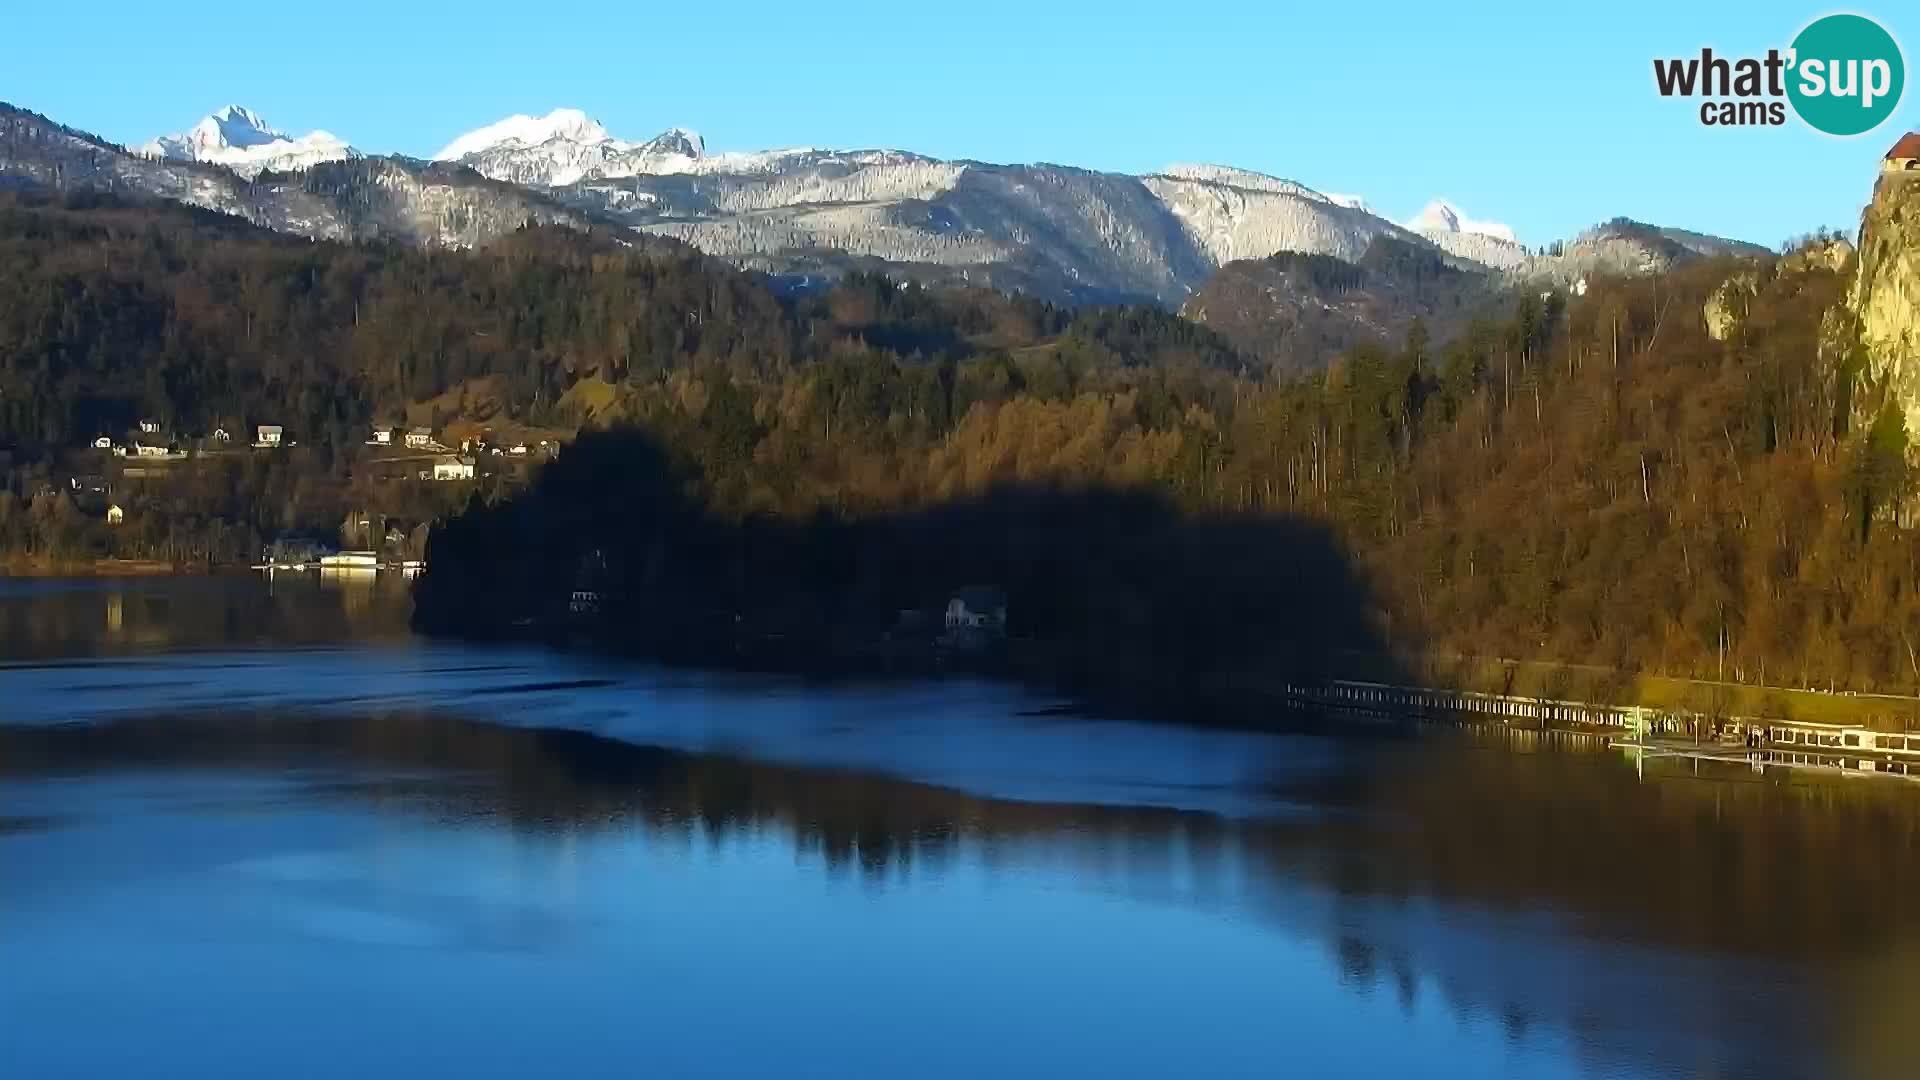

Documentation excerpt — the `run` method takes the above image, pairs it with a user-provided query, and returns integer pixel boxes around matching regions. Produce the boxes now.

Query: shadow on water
[413,427,1409,710]
[7,708,1920,1079]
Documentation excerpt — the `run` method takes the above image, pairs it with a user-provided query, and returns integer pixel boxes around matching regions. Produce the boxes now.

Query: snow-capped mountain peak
[1407,200,1516,244]
[195,105,279,149]
[434,109,711,187]
[643,126,705,158]
[139,106,354,179]
[433,108,615,161]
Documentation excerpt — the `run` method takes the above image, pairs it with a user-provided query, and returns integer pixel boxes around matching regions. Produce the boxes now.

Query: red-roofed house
[1887,132,1920,172]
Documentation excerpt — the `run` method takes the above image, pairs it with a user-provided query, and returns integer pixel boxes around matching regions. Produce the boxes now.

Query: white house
[945,586,1008,635]
[106,504,124,526]
[138,419,162,435]
[368,426,393,446]
[432,456,476,481]
[210,428,232,443]
[405,427,436,450]
[255,425,283,447]
[93,436,115,451]
[131,440,171,458]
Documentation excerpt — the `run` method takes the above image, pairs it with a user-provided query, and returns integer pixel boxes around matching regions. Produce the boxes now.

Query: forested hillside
[0,191,1247,453]
[420,236,1920,696]
[1184,235,1497,372]
[4,189,1914,696]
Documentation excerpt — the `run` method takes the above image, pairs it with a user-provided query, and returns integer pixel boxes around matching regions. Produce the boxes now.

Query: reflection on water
[3,578,1919,1079]
[0,573,413,658]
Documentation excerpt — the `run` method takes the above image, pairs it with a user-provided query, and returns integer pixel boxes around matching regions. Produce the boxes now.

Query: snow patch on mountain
[139,106,353,178]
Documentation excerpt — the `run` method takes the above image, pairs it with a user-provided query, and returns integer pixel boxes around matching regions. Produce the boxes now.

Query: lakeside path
[1334,651,1920,733]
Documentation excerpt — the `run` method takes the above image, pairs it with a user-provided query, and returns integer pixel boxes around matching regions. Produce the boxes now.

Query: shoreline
[418,617,1920,751]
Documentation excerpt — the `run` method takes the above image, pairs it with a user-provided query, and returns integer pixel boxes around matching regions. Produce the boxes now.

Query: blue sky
[6,1,1914,246]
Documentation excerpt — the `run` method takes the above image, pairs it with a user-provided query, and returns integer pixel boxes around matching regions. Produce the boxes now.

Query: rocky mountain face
[1852,161,1920,436]
[138,105,355,178]
[1703,236,1852,343]
[0,103,589,248]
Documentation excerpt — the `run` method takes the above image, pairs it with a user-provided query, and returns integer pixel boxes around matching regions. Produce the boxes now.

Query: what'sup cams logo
[1654,13,1905,135]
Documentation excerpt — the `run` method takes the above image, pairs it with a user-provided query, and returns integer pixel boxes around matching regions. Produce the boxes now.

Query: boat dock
[250,552,423,577]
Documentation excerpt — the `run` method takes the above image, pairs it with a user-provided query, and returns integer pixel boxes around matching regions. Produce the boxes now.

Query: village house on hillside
[368,425,394,446]
[1887,132,1920,172]
[431,455,476,481]
[405,426,437,450]
[255,425,283,448]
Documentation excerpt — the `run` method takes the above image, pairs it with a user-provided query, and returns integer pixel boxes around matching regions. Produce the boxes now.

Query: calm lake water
[4,576,1919,1079]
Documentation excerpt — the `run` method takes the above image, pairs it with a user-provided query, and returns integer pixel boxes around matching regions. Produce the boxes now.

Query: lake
[3,575,1917,1079]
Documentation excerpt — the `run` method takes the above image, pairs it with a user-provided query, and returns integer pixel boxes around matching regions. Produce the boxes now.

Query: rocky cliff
[1851,166,1920,435]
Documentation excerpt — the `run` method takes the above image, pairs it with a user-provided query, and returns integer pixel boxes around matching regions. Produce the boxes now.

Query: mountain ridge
[0,102,593,249]
[0,100,1775,310]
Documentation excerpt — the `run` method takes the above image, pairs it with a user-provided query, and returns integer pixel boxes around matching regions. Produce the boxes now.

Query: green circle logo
[1787,14,1905,136]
